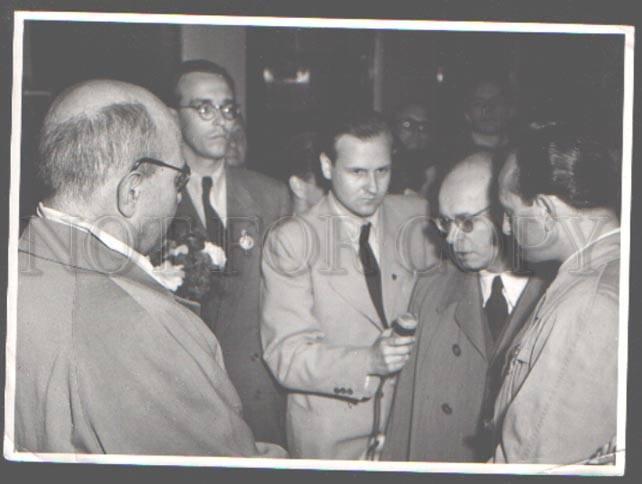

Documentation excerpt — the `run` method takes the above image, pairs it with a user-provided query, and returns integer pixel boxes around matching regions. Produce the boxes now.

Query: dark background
[1,1,640,483]
[19,20,623,220]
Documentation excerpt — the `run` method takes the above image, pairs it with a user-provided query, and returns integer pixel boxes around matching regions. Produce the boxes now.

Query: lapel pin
[239,229,255,252]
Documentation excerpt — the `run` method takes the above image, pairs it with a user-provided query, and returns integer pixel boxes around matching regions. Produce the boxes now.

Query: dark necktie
[202,176,225,248]
[485,275,509,342]
[359,223,387,327]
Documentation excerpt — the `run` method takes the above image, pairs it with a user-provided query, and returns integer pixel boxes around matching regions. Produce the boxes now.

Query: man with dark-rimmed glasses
[168,60,291,448]
[14,79,286,457]
[383,150,551,463]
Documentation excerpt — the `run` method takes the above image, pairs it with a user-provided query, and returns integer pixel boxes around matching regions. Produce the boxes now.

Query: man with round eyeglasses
[168,60,291,448]
[383,150,551,462]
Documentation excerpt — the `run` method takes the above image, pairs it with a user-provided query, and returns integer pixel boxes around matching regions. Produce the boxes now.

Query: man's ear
[288,175,305,200]
[117,171,143,218]
[320,153,333,181]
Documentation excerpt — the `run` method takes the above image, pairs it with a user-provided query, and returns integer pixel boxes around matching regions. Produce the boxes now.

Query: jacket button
[392,274,397,280]
[441,403,453,415]
[452,344,461,356]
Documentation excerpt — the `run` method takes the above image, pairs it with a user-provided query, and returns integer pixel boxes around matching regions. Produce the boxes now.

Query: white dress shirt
[327,191,381,264]
[479,270,529,314]
[185,160,228,228]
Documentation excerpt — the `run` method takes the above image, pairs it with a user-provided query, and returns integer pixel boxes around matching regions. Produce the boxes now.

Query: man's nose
[365,173,378,193]
[445,224,461,245]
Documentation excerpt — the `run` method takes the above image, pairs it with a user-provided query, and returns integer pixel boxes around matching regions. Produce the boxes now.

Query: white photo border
[4,10,635,477]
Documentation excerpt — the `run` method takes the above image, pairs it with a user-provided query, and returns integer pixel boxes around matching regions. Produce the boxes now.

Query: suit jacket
[261,194,437,459]
[169,166,291,446]
[14,217,285,457]
[382,262,547,462]
[493,232,619,464]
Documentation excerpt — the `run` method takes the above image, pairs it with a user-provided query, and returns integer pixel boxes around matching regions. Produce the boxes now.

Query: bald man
[382,150,549,462]
[13,80,285,457]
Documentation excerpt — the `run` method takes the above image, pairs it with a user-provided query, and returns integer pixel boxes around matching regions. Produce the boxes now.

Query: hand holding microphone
[367,312,418,376]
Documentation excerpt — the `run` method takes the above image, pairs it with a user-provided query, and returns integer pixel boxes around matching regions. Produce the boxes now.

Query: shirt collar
[478,269,529,311]
[326,191,381,244]
[37,203,165,288]
[186,159,226,193]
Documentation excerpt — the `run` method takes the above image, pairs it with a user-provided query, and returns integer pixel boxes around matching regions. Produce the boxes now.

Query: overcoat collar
[19,217,170,296]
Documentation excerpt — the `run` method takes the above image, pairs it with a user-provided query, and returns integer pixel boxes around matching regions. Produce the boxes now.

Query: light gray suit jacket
[261,194,437,459]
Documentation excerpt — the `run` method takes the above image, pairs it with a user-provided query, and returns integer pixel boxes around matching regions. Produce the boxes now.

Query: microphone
[391,312,417,337]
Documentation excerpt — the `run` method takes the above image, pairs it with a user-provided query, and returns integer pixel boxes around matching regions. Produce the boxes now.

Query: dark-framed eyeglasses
[435,206,491,235]
[178,100,240,121]
[132,157,191,191]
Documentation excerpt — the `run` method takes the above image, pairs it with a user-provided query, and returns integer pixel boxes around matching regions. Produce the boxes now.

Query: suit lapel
[490,275,547,364]
[380,201,415,324]
[174,189,207,236]
[453,273,489,361]
[314,197,384,331]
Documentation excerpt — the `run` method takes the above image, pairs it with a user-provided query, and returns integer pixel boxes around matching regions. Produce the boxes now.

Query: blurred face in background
[225,115,247,167]
[321,133,392,218]
[394,104,432,152]
[465,81,513,136]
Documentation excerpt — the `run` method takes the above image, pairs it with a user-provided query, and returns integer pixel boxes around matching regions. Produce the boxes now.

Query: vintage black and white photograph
[3,9,634,477]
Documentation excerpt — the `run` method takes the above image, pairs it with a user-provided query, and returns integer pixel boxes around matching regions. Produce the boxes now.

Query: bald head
[439,151,493,212]
[39,80,181,208]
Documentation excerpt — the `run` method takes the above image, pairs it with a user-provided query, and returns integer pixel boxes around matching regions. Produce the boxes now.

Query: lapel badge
[239,229,255,252]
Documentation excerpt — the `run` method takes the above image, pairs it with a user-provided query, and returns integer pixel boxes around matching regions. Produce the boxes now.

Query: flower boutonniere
[150,230,226,303]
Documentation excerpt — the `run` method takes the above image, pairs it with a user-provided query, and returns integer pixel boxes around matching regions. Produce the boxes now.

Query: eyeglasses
[398,118,431,133]
[178,100,240,121]
[435,206,491,235]
[132,157,191,191]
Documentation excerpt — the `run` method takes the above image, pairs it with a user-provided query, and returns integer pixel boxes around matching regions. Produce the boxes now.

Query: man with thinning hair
[14,79,285,457]
[383,150,550,462]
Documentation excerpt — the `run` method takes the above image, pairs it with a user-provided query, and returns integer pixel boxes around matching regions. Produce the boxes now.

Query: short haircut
[319,110,392,163]
[38,102,160,202]
[511,122,620,213]
[170,59,235,106]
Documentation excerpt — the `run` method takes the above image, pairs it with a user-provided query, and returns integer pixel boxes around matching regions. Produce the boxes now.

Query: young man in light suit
[261,111,438,459]
[169,60,291,447]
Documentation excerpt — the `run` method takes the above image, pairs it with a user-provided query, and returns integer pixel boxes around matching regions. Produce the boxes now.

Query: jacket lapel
[174,189,207,235]
[452,273,489,361]
[490,275,547,364]
[314,197,384,331]
[380,200,416,324]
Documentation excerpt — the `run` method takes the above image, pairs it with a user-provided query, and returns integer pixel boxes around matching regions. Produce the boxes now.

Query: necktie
[202,176,225,248]
[359,223,387,327]
[485,275,509,341]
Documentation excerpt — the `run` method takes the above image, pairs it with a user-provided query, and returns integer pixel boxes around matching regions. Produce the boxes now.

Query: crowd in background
[13,58,621,466]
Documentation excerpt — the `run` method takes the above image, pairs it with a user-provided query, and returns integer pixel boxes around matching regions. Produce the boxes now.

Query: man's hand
[367,328,416,376]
